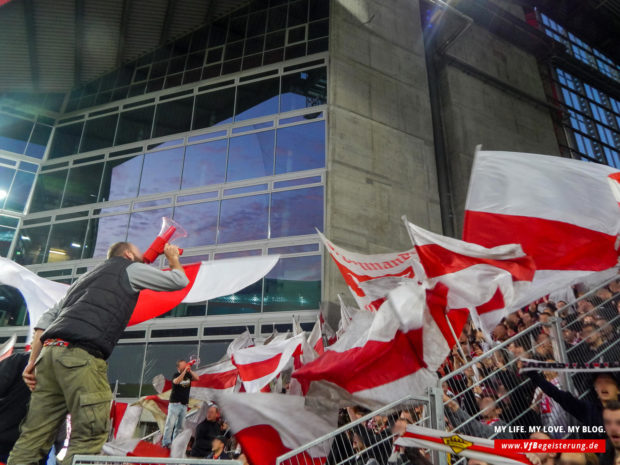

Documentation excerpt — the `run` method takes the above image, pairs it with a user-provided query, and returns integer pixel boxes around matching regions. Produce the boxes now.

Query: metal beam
[159,0,177,46]
[23,0,39,91]
[74,0,85,86]
[116,0,132,67]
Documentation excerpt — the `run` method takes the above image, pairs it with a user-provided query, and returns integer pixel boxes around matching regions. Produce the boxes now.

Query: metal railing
[275,395,431,465]
[73,456,241,465]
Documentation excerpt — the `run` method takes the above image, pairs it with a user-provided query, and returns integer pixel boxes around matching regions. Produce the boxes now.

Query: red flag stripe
[194,368,239,389]
[475,286,505,316]
[415,243,535,281]
[234,353,283,382]
[464,211,618,271]
[425,283,470,347]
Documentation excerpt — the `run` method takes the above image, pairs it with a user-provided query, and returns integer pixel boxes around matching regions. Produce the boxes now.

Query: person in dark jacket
[189,405,229,458]
[0,352,30,463]
[524,370,619,440]
[206,436,231,460]
[600,400,620,465]
[8,242,189,465]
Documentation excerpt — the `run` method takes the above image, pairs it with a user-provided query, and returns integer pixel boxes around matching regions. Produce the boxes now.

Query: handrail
[72,455,241,465]
[275,395,429,465]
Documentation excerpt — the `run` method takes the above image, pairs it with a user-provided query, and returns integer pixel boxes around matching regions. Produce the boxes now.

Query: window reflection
[193,88,235,130]
[13,224,51,265]
[25,123,52,159]
[107,343,146,397]
[5,171,35,213]
[29,170,68,213]
[115,106,154,145]
[49,122,84,159]
[80,114,118,152]
[275,121,324,174]
[235,77,280,121]
[182,139,228,189]
[263,255,321,312]
[139,148,184,195]
[62,164,104,207]
[198,340,231,365]
[153,97,193,138]
[88,214,130,258]
[127,207,173,252]
[141,342,199,396]
[208,280,262,315]
[173,201,218,247]
[99,155,143,202]
[0,167,15,205]
[0,227,15,257]
[281,67,327,112]
[0,285,28,326]
[218,194,269,243]
[271,186,324,237]
[47,220,89,262]
[227,130,274,182]
[0,113,33,154]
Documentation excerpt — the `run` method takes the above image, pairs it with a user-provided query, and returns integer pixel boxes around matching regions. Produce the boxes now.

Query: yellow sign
[442,434,473,455]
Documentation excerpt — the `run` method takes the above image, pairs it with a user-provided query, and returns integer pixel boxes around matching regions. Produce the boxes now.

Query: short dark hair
[582,322,598,331]
[603,400,620,411]
[107,242,132,259]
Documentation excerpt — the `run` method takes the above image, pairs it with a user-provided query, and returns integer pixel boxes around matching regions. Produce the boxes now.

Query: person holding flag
[8,241,188,465]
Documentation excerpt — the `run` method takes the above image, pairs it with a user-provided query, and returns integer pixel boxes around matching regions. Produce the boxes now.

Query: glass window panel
[80,114,118,152]
[46,220,89,262]
[0,113,33,154]
[107,343,146,397]
[266,31,285,49]
[288,0,308,27]
[99,155,144,202]
[268,6,287,32]
[127,207,173,252]
[0,285,28,326]
[281,68,327,112]
[275,121,325,173]
[139,148,184,195]
[263,255,321,312]
[29,170,68,212]
[87,214,130,259]
[218,194,268,243]
[141,342,199,396]
[227,130,275,182]
[5,171,35,212]
[208,280,263,315]
[153,97,193,138]
[198,341,231,365]
[0,167,15,206]
[270,186,324,237]
[13,225,50,265]
[25,123,52,159]
[214,249,261,260]
[115,106,154,145]
[62,164,104,208]
[235,77,280,121]
[193,88,235,130]
[173,201,219,247]
[182,139,228,189]
[49,122,84,159]
[0,227,15,257]
[247,11,267,36]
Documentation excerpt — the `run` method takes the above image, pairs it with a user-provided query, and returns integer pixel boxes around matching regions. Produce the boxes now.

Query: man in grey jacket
[8,241,189,465]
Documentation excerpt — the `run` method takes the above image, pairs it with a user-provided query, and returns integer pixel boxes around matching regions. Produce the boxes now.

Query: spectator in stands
[206,436,231,460]
[526,432,556,465]
[524,371,619,440]
[601,401,620,465]
[162,359,199,447]
[467,460,489,465]
[581,323,606,362]
[0,353,31,464]
[534,333,554,359]
[529,361,570,438]
[557,453,599,465]
[189,405,228,458]
[443,393,513,439]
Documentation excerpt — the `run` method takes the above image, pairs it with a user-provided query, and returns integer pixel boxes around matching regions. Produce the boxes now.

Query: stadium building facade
[0,0,618,397]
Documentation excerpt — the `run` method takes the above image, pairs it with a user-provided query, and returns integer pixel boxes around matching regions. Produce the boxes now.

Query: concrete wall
[436,2,560,235]
[323,0,440,312]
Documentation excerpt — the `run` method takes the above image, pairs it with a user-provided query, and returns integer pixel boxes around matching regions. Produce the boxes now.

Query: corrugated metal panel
[122,0,168,61]
[34,0,75,91]
[81,0,123,83]
[167,0,209,41]
[0,1,31,91]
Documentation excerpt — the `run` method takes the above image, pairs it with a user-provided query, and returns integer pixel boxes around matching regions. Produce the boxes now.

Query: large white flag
[464,150,620,306]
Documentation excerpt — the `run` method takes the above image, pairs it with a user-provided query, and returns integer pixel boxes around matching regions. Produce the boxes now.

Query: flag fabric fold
[215,392,337,465]
[464,150,620,306]
[404,219,535,338]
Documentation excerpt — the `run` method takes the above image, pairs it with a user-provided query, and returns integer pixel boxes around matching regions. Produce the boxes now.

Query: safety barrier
[72,455,241,465]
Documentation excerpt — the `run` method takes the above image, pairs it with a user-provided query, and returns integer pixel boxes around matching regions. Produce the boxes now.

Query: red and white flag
[215,392,337,465]
[0,334,16,362]
[336,294,362,338]
[464,150,620,306]
[318,232,417,311]
[226,330,255,359]
[232,333,305,393]
[293,282,468,409]
[395,424,529,465]
[307,314,325,356]
[404,219,536,337]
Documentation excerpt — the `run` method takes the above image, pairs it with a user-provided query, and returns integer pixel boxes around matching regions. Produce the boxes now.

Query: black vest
[42,257,139,359]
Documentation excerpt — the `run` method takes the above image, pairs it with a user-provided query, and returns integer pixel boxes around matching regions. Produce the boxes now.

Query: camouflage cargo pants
[8,345,112,465]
